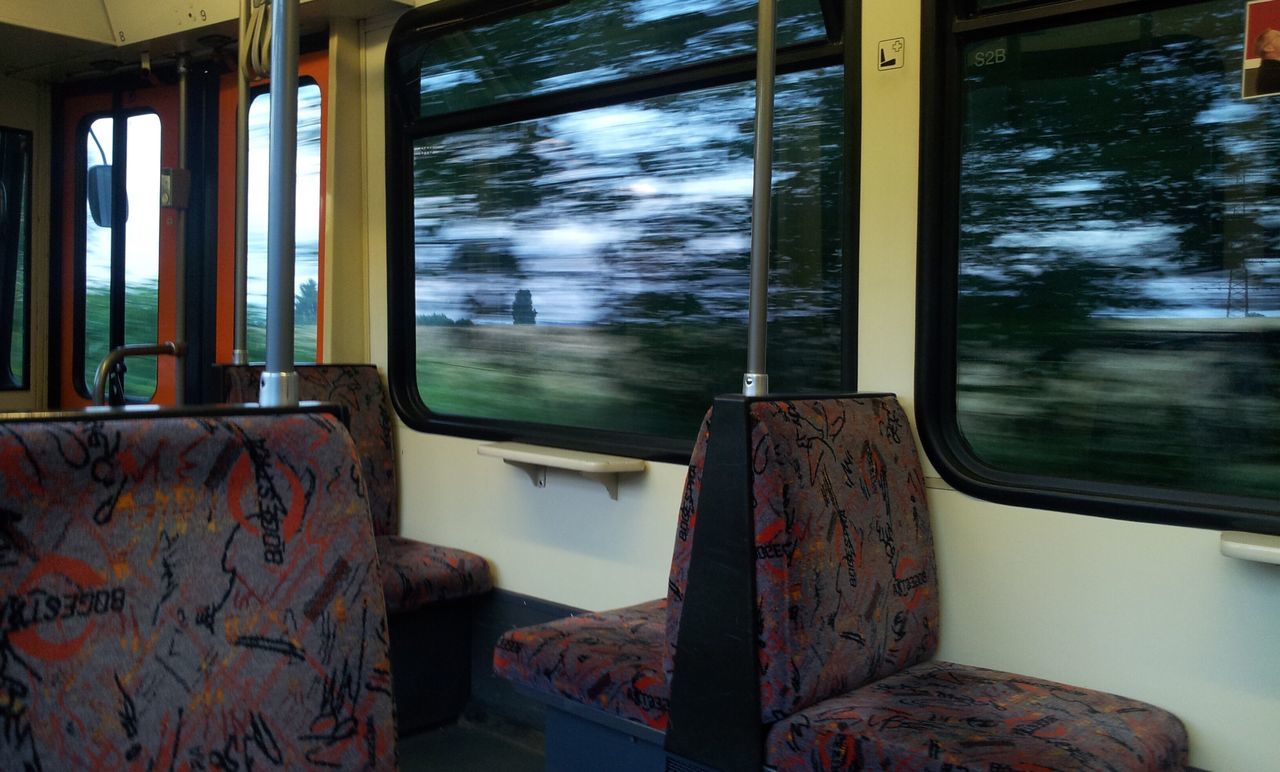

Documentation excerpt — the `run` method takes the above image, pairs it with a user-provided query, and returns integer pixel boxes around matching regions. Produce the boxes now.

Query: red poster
[1244,0,1280,97]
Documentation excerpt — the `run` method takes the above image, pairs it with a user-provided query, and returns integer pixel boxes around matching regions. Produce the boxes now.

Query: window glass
[412,0,828,118]
[10,150,26,385]
[412,65,844,440]
[246,81,322,363]
[956,0,1279,502]
[123,113,161,399]
[393,0,851,451]
[0,127,30,388]
[81,113,161,401]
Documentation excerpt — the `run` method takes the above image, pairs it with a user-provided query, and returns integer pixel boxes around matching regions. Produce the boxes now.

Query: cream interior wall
[362,4,1278,768]
[0,76,49,412]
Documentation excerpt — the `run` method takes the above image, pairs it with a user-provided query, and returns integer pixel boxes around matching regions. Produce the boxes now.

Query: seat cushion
[377,534,493,613]
[493,600,670,731]
[765,661,1189,771]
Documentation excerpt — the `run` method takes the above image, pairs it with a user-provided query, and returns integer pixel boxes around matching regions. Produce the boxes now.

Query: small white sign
[878,38,905,71]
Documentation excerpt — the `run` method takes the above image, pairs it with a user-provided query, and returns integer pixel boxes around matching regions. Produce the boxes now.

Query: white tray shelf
[477,442,647,500]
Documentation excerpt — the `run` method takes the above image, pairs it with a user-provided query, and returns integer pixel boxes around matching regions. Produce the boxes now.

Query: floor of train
[398,711,545,771]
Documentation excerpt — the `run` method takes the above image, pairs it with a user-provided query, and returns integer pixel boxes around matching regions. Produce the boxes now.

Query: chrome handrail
[92,341,187,406]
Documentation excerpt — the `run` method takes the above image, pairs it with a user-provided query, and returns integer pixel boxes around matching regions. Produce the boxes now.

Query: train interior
[0,0,1277,770]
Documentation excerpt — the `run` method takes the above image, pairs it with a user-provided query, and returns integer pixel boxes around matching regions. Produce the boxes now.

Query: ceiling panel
[0,0,414,84]
[0,22,114,81]
[103,0,237,47]
[0,0,114,44]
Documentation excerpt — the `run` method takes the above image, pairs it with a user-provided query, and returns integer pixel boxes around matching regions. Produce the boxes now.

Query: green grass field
[82,285,317,402]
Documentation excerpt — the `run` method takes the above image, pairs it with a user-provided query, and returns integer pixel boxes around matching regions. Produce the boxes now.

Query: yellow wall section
[323,16,370,363]
[362,4,1280,767]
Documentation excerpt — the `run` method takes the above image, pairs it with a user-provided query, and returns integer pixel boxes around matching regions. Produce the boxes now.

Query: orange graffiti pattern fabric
[766,661,1188,770]
[493,396,1188,769]
[222,365,400,534]
[493,599,669,730]
[0,412,396,770]
[222,364,493,613]
[665,396,939,721]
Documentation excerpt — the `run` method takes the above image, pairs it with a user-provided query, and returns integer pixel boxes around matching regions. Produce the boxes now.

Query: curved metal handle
[92,341,188,406]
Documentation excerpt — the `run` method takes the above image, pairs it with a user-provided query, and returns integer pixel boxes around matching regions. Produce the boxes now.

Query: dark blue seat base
[547,707,665,772]
[390,599,475,734]
[514,688,670,772]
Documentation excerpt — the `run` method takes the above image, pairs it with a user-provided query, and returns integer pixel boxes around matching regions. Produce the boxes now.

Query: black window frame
[917,0,1280,535]
[386,0,859,463]
[0,125,32,391]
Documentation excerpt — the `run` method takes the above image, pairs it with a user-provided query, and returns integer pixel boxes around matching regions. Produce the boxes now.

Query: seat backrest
[0,411,396,769]
[665,395,939,722]
[222,364,398,535]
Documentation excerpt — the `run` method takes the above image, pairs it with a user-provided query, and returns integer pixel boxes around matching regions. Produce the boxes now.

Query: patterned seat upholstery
[221,364,492,613]
[766,661,1189,771]
[493,395,1189,770]
[0,411,396,769]
[493,600,670,730]
[377,535,495,611]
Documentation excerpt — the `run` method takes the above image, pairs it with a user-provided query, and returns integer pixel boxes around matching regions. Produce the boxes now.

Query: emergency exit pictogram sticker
[878,38,905,70]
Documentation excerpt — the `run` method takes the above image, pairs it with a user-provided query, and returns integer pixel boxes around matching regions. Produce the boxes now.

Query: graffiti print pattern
[493,395,1187,769]
[0,412,396,770]
[223,364,493,614]
[665,396,940,721]
[223,364,399,535]
[493,599,669,730]
[377,535,492,613]
[497,396,936,728]
[766,661,1189,770]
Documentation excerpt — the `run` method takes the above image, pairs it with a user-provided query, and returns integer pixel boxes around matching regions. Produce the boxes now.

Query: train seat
[493,394,1188,770]
[221,363,493,731]
[0,408,396,769]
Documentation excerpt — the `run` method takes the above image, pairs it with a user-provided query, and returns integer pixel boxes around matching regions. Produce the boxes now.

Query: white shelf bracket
[1220,531,1280,566]
[504,459,547,489]
[581,471,621,501]
[478,442,646,500]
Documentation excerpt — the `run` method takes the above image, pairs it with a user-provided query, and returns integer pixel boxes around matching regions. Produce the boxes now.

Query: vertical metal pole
[261,0,298,406]
[232,0,250,365]
[743,0,776,397]
[174,54,188,405]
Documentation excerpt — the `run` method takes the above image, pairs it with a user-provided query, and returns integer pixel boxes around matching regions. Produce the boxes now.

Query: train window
[919,0,1280,532]
[0,126,31,389]
[403,0,828,120]
[387,0,851,458]
[80,112,162,401]
[245,80,323,363]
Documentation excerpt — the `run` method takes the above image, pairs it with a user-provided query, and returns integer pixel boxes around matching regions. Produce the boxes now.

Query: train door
[56,82,180,407]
